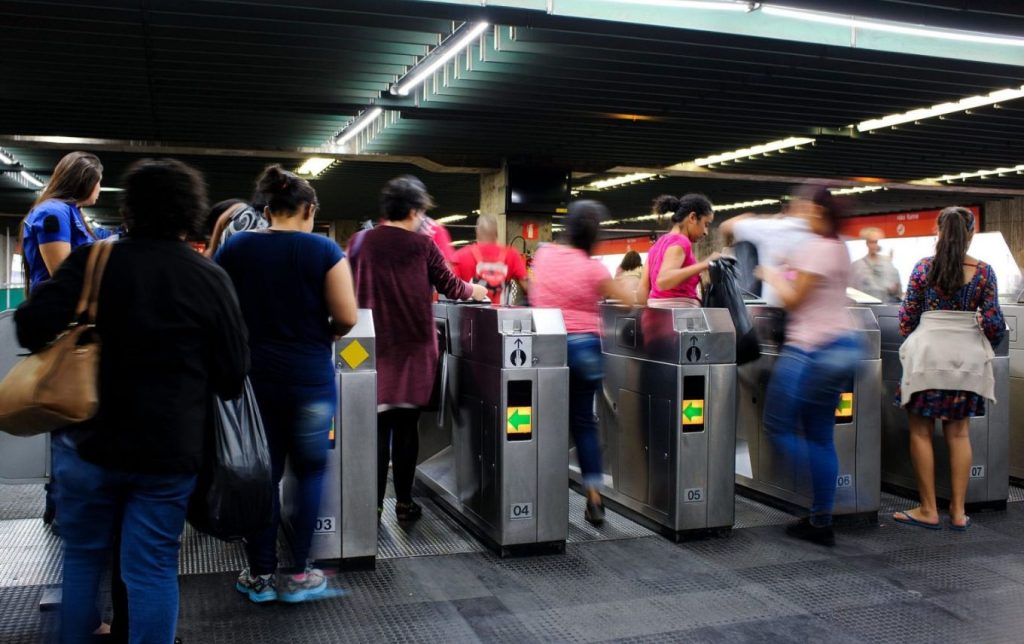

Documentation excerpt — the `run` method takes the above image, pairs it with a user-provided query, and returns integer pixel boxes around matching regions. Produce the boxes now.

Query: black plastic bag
[188,378,274,542]
[705,257,761,365]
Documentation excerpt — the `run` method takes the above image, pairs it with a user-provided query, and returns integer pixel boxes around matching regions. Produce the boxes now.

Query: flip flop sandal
[949,517,972,532]
[893,510,942,530]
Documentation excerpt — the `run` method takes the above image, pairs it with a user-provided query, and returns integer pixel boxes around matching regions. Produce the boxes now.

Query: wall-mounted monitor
[506,165,571,215]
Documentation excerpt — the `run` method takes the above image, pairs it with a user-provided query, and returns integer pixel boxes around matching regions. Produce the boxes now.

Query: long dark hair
[929,206,975,295]
[563,200,607,255]
[256,164,317,215]
[619,250,642,271]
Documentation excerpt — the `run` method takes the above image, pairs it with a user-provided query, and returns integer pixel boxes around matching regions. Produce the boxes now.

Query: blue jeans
[567,334,603,489]
[763,333,863,525]
[52,440,196,644]
[246,379,335,575]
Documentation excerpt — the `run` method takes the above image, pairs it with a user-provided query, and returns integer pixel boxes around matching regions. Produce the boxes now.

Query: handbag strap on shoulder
[75,239,115,324]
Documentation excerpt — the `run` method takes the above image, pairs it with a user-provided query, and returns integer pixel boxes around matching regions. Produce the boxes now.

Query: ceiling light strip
[600,0,750,10]
[924,163,1024,184]
[392,22,490,97]
[857,86,1024,132]
[693,137,815,167]
[762,5,1024,48]
[579,172,661,191]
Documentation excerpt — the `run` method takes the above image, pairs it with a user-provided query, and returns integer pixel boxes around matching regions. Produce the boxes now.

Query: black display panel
[506,165,571,215]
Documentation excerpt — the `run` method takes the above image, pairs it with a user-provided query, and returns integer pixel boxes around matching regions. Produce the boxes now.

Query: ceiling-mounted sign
[837,206,981,239]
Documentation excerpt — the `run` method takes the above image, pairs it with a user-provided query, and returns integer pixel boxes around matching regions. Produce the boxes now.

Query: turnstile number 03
[282,309,378,568]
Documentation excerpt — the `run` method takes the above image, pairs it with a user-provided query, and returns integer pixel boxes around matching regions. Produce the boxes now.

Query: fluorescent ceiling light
[296,157,334,177]
[693,137,815,166]
[334,107,384,146]
[19,171,44,188]
[856,86,1024,132]
[100,187,124,192]
[922,163,1024,184]
[600,0,749,10]
[830,186,883,195]
[580,173,660,191]
[435,214,468,224]
[762,5,1024,47]
[451,239,472,247]
[392,22,490,97]
[0,151,12,165]
[716,198,782,211]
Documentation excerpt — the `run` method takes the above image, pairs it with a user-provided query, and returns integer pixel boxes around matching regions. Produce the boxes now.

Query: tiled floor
[4,484,1024,643]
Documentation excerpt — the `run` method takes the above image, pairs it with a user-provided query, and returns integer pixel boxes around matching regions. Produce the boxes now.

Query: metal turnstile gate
[874,304,1010,510]
[1005,303,1024,483]
[584,304,737,540]
[0,311,50,484]
[736,306,881,524]
[417,303,569,555]
[283,309,378,568]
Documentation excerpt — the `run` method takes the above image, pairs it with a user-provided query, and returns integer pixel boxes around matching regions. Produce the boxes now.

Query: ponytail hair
[653,193,713,225]
[793,184,847,239]
[929,206,974,295]
[256,164,317,215]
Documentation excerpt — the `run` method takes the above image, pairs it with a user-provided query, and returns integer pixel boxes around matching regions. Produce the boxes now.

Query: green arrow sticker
[682,400,704,425]
[507,407,532,434]
[835,393,853,417]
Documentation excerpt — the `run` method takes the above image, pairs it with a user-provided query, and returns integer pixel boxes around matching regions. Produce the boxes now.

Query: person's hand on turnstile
[470,283,489,302]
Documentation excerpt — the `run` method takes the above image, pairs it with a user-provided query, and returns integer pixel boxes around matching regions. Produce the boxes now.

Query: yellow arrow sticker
[835,392,854,418]
[339,340,369,369]
[682,399,704,425]
[507,407,532,434]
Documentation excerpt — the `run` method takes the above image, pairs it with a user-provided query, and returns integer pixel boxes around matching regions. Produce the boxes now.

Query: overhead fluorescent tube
[581,173,659,191]
[694,137,815,166]
[857,86,1024,132]
[19,171,44,188]
[830,186,883,195]
[600,0,749,10]
[296,157,334,176]
[435,214,468,224]
[762,5,1024,47]
[392,22,490,97]
[923,163,1024,184]
[0,151,12,165]
[716,198,781,211]
[334,107,384,146]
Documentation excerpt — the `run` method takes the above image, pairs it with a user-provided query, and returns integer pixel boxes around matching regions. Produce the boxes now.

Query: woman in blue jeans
[216,165,358,603]
[16,158,250,643]
[529,200,636,524]
[756,185,863,546]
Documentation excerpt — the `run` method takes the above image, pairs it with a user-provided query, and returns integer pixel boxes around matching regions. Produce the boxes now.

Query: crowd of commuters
[11,150,1007,641]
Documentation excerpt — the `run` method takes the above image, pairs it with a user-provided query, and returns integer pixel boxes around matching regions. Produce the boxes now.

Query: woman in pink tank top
[638,193,720,307]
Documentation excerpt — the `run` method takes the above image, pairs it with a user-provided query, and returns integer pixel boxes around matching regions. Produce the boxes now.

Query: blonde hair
[859,226,884,241]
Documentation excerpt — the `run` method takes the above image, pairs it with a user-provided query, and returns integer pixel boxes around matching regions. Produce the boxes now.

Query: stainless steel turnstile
[1005,303,1024,483]
[736,306,881,523]
[584,304,737,540]
[0,311,50,484]
[282,309,378,568]
[874,304,1010,510]
[417,303,569,556]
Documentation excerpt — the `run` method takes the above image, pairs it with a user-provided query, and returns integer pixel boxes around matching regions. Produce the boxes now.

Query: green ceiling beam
[411,0,1024,67]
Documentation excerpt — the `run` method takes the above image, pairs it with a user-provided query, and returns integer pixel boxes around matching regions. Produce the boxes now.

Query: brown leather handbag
[0,240,114,436]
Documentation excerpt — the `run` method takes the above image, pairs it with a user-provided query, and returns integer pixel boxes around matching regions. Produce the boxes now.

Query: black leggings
[377,409,421,507]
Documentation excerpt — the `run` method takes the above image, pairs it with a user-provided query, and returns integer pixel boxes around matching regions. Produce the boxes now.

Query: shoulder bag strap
[74,239,114,325]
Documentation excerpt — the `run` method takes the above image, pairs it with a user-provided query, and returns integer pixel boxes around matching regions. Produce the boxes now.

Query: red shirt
[452,242,528,305]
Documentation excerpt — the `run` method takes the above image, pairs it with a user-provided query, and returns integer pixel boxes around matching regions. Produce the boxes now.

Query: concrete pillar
[479,165,554,259]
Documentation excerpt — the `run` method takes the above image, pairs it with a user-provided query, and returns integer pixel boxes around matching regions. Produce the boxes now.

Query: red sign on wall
[592,237,653,256]
[522,222,539,241]
[838,206,982,239]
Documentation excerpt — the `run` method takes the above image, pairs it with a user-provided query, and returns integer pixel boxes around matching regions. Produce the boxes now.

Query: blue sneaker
[278,565,328,604]
[235,568,277,603]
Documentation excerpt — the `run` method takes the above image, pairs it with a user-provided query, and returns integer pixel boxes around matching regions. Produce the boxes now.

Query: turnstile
[1005,303,1024,483]
[874,304,1009,510]
[736,306,881,524]
[282,309,378,568]
[0,310,50,484]
[584,304,737,540]
[417,303,569,556]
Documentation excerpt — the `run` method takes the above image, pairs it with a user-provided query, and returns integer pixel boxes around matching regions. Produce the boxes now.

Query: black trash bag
[188,378,274,542]
[731,241,761,299]
[705,257,761,365]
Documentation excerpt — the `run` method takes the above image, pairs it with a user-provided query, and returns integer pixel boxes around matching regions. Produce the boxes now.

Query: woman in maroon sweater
[350,175,486,521]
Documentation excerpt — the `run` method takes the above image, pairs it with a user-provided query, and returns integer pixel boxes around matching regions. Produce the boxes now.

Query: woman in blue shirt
[216,164,358,605]
[21,151,103,293]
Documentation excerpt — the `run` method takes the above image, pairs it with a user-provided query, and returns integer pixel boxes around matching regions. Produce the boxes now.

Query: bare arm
[656,246,720,291]
[636,264,650,305]
[38,241,72,277]
[757,265,819,311]
[717,213,754,246]
[325,258,359,337]
[600,276,637,306]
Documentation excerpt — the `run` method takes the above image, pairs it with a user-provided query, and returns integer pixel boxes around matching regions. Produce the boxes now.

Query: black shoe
[785,518,835,547]
[395,501,422,522]
[43,502,56,526]
[584,499,605,526]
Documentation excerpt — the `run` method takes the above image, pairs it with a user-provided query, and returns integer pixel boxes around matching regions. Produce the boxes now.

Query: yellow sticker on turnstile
[506,407,532,435]
[682,400,704,425]
[339,340,369,369]
[835,392,854,418]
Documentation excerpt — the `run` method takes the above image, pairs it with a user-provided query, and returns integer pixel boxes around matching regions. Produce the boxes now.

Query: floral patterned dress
[896,257,1005,419]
